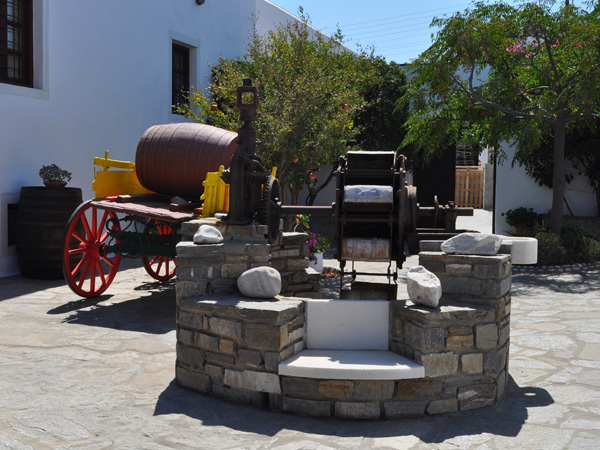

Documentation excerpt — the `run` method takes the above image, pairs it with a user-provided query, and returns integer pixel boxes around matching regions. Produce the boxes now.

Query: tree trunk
[550,117,567,234]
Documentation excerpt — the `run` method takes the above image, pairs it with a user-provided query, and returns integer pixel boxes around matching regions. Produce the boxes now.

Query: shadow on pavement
[153,375,553,443]
[512,268,600,296]
[0,275,65,301]
[47,285,176,334]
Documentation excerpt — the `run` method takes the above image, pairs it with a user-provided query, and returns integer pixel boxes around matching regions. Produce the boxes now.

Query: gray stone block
[405,322,445,351]
[458,383,496,410]
[282,397,331,417]
[209,317,242,339]
[237,348,263,368]
[384,400,428,418]
[396,379,443,398]
[281,377,317,396]
[244,324,287,351]
[178,310,204,330]
[484,344,508,374]
[418,352,459,378]
[196,333,219,352]
[224,369,282,394]
[427,398,458,415]
[176,344,205,370]
[475,323,498,350]
[461,353,483,374]
[176,365,210,394]
[335,401,381,419]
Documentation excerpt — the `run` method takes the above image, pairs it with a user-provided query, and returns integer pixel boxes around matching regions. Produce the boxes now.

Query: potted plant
[295,214,331,273]
[504,207,538,234]
[39,164,72,188]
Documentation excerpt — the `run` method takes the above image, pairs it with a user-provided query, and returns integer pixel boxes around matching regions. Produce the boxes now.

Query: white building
[0,0,302,278]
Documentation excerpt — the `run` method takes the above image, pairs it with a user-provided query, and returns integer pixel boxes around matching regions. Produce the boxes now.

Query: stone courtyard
[1,242,600,448]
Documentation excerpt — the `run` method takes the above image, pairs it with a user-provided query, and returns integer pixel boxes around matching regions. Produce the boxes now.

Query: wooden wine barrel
[135,123,238,199]
[16,187,82,279]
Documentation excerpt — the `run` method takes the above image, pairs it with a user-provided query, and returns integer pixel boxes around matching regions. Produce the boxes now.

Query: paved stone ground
[1,214,600,448]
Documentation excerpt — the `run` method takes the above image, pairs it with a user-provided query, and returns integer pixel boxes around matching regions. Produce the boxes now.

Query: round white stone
[237,266,282,299]
[193,224,223,244]
[406,266,442,308]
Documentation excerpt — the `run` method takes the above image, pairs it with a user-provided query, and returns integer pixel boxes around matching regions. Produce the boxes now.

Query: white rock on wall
[406,266,442,308]
[441,233,502,256]
[193,224,224,244]
[237,266,281,299]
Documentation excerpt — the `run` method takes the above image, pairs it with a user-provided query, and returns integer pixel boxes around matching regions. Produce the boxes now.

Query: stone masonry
[176,227,512,419]
[176,219,320,302]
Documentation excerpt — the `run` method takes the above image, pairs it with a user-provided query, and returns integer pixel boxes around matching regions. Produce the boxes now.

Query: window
[0,0,33,87]
[172,43,190,114]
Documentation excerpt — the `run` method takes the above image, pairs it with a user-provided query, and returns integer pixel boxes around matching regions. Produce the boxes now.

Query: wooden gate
[455,166,484,208]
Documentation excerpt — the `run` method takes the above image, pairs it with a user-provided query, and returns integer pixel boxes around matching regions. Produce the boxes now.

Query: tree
[515,117,600,215]
[401,0,600,233]
[179,15,368,205]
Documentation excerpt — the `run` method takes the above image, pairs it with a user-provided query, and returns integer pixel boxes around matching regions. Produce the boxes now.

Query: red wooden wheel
[142,220,177,281]
[63,200,121,298]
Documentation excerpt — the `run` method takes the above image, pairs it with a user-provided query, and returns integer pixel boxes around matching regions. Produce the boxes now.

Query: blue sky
[269,0,473,63]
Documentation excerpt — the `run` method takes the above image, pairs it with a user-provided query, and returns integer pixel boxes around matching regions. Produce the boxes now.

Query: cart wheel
[63,200,121,298]
[142,220,177,281]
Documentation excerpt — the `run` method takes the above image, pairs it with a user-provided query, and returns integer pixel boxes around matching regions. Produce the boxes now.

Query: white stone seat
[278,298,424,380]
[279,349,424,380]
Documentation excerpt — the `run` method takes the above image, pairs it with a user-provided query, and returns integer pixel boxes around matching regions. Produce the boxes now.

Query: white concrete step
[305,299,389,350]
[278,349,425,380]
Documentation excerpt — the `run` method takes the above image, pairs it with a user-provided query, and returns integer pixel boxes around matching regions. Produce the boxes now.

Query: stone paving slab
[1,256,600,449]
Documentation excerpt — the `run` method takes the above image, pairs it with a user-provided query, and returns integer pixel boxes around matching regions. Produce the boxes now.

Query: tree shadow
[512,267,600,296]
[153,375,552,443]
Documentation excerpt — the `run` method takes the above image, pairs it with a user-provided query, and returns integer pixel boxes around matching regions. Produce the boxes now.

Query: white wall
[0,0,300,277]
[494,141,596,235]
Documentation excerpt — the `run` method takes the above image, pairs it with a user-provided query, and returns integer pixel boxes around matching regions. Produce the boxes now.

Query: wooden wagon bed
[91,194,199,223]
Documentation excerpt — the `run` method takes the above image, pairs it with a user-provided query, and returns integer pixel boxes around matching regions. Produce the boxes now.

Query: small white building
[0,0,302,277]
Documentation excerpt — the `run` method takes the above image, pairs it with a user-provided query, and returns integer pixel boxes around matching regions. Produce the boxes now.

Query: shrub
[535,232,567,266]
[535,226,600,266]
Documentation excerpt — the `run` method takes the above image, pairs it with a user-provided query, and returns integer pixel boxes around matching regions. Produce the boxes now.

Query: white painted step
[279,349,425,380]
[305,299,389,350]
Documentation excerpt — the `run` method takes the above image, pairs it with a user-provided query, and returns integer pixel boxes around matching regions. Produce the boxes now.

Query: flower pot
[16,186,82,279]
[44,181,68,189]
[310,252,324,274]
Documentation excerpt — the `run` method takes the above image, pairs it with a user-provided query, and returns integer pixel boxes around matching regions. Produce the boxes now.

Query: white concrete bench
[279,299,424,380]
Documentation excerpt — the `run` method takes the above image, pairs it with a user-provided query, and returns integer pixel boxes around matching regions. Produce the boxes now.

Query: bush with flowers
[294,214,331,262]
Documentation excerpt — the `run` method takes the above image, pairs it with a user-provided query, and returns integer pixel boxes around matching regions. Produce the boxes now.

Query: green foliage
[178,16,373,204]
[401,0,600,232]
[39,164,72,183]
[505,207,538,228]
[353,58,410,152]
[535,225,600,265]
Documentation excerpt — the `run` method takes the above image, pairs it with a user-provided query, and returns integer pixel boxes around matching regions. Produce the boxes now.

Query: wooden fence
[456,166,484,208]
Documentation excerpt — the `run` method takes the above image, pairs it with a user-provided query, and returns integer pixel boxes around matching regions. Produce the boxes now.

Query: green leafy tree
[179,14,368,205]
[401,0,600,233]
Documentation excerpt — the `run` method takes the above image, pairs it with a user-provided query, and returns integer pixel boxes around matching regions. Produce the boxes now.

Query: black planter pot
[16,186,83,279]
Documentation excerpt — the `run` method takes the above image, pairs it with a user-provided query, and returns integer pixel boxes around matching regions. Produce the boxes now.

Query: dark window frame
[172,42,190,114]
[0,0,33,87]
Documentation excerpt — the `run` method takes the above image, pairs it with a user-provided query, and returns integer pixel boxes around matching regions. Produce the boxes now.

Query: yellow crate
[92,150,154,199]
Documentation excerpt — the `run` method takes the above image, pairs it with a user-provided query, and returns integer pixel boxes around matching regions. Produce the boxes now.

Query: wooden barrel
[135,123,238,199]
[16,187,82,279]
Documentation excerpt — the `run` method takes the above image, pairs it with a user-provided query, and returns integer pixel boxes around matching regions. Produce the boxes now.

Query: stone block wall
[176,294,306,407]
[175,220,320,302]
[390,250,511,414]
[271,232,321,298]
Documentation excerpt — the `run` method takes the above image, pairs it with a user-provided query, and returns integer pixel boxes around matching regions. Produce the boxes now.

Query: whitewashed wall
[494,142,596,235]
[0,0,299,277]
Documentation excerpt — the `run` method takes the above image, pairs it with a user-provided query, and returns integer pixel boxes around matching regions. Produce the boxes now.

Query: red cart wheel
[63,200,121,298]
[142,220,177,281]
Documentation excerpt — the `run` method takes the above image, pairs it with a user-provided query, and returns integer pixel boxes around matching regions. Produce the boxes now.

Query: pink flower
[576,42,582,48]
[526,52,533,57]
